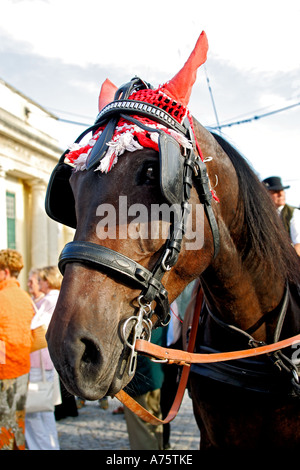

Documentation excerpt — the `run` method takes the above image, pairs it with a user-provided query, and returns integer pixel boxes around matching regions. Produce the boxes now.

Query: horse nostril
[81,338,101,366]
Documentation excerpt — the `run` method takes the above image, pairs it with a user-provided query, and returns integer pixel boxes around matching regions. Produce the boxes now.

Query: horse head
[45,32,234,399]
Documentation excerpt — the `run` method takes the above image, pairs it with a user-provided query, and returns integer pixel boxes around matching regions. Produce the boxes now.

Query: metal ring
[137,295,152,314]
[159,312,171,327]
[161,249,172,271]
[121,312,152,346]
[141,318,152,341]
[151,358,169,363]
[121,315,139,348]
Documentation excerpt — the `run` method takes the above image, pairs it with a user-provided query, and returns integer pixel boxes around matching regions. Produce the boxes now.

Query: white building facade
[0,79,74,289]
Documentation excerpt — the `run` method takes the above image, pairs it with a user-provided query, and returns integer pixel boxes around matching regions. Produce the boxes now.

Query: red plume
[98,78,118,111]
[161,31,208,107]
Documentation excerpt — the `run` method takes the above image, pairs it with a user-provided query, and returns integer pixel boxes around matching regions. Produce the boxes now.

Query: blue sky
[1,0,299,205]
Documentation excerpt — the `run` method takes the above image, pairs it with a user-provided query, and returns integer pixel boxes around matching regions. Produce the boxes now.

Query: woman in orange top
[0,249,34,450]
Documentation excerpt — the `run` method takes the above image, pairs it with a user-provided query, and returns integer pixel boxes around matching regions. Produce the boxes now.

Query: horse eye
[146,166,155,180]
[137,162,159,185]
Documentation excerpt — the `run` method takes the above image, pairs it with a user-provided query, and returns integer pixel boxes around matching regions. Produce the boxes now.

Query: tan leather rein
[115,290,300,425]
[134,333,300,366]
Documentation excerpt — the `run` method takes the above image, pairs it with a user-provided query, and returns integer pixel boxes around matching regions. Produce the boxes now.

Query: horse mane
[210,131,300,285]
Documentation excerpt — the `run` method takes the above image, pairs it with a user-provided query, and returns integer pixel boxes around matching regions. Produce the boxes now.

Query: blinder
[159,132,184,207]
[45,152,76,228]
[45,120,102,229]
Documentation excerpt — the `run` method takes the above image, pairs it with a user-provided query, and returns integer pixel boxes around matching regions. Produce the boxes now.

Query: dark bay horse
[45,32,300,449]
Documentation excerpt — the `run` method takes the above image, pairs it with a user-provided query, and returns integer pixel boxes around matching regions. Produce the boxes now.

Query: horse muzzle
[47,320,132,400]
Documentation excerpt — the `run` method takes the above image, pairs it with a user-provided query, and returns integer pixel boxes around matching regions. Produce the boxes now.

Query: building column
[0,167,7,249]
[47,217,60,265]
[30,179,48,268]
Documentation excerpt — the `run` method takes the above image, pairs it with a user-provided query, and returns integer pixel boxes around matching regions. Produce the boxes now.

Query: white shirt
[278,205,300,245]
[31,289,60,329]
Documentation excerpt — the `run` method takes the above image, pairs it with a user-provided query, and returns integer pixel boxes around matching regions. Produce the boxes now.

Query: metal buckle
[151,357,168,363]
[121,296,153,376]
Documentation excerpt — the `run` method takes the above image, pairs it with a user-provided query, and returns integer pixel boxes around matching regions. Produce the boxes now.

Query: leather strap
[95,99,188,136]
[194,158,220,257]
[134,333,300,365]
[115,288,204,425]
[86,116,118,170]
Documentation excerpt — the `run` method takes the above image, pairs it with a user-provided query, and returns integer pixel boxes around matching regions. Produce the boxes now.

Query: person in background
[28,268,45,308]
[0,249,34,450]
[263,176,300,256]
[34,266,79,422]
[160,281,196,449]
[160,301,182,450]
[25,266,62,450]
[123,327,166,450]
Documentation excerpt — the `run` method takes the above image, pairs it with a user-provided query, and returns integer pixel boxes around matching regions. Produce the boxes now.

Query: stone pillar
[57,225,75,256]
[30,179,48,268]
[0,166,7,249]
[47,217,60,265]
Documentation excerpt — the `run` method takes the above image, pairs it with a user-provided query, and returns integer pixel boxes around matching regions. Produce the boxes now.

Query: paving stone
[56,391,200,450]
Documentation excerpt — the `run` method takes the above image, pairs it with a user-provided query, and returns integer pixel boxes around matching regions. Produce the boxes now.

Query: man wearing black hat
[263,176,300,256]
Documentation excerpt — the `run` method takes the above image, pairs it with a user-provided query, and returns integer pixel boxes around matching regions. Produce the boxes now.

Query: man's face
[269,189,286,208]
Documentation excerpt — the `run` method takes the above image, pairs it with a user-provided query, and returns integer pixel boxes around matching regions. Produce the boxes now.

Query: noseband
[46,78,220,371]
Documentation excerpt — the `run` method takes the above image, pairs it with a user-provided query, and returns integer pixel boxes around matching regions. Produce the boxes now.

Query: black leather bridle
[46,77,220,328]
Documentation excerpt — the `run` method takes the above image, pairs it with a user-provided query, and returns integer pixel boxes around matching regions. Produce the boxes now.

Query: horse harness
[191,284,300,397]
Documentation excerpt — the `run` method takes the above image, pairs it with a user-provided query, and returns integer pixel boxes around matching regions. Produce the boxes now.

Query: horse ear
[161,31,208,107]
[98,78,118,111]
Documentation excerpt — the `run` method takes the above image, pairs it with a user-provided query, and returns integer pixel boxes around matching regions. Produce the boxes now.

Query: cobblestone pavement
[56,390,200,451]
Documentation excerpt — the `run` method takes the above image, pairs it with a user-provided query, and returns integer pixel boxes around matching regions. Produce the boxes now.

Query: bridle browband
[57,77,220,369]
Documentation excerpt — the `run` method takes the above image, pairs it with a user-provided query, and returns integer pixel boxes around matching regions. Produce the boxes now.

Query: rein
[134,333,300,367]
[116,288,300,424]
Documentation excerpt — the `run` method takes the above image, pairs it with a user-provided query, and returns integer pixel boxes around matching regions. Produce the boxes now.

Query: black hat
[262,176,290,191]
